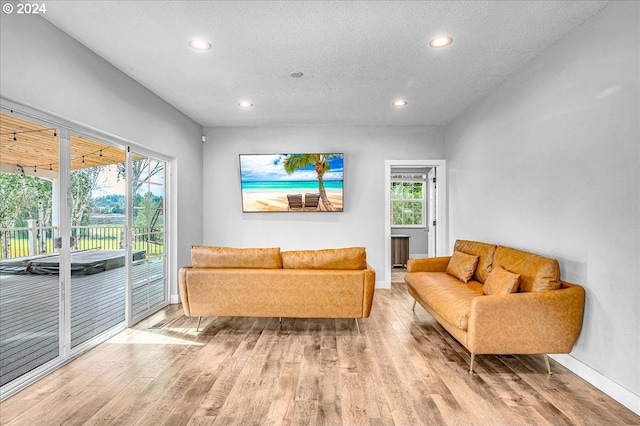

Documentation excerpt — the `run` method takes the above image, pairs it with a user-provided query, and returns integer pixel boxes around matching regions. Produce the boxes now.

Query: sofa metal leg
[355,318,361,334]
[543,354,553,375]
[412,300,416,312]
[279,317,282,325]
[469,353,475,373]
[196,316,202,332]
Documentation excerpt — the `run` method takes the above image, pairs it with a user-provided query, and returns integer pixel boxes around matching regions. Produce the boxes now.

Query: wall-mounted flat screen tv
[239,153,344,213]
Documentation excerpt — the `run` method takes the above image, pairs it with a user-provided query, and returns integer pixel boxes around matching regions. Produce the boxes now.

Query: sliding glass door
[0,112,61,388]
[68,134,127,349]
[0,106,170,399]
[130,153,167,321]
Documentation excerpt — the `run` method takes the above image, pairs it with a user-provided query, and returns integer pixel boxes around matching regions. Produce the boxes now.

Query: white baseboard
[376,280,391,289]
[550,354,639,415]
[169,294,180,304]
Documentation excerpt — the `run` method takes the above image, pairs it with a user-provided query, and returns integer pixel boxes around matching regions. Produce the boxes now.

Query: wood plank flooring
[1,283,638,426]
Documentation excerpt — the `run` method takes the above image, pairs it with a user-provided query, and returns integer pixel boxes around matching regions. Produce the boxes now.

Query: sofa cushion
[492,246,561,292]
[282,247,367,270]
[405,271,483,331]
[483,265,520,295]
[446,250,479,283]
[191,246,282,269]
[453,240,497,283]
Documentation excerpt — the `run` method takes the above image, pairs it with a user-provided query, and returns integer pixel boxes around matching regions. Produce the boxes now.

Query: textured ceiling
[40,1,608,127]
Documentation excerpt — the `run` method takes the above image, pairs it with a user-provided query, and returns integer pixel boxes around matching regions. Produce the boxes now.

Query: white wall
[202,126,444,284]
[0,12,204,300]
[445,1,639,411]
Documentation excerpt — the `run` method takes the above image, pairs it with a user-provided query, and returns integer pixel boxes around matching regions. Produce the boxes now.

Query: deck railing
[0,223,163,260]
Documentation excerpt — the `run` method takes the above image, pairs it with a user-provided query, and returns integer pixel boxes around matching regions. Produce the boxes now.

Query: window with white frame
[391,173,426,227]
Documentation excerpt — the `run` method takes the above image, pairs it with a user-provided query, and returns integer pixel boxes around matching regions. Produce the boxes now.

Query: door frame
[384,159,447,287]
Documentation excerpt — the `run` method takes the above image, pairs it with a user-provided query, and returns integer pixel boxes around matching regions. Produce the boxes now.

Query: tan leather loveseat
[405,240,585,373]
[179,246,375,331]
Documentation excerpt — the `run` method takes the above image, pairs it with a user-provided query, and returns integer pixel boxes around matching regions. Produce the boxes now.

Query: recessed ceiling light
[188,39,212,51]
[392,100,408,107]
[238,101,254,109]
[289,71,304,78]
[429,36,453,48]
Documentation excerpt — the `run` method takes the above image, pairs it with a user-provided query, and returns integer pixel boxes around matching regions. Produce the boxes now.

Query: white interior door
[427,167,437,257]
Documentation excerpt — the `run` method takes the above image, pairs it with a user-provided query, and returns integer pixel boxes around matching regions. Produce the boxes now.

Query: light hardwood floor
[1,284,638,426]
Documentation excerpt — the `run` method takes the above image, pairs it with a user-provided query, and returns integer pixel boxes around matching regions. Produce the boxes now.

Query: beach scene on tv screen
[240,153,344,212]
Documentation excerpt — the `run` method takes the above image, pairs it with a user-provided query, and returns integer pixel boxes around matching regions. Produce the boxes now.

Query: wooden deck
[0,260,165,387]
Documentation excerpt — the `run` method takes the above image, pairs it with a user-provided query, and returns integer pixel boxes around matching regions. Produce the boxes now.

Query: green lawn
[1,235,163,260]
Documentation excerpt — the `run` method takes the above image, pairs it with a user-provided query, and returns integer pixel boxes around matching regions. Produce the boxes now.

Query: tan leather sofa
[179,246,375,331]
[405,240,585,373]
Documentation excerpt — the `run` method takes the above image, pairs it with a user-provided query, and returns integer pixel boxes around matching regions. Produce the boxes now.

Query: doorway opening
[384,160,446,288]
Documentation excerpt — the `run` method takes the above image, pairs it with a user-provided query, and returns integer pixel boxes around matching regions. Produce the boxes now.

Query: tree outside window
[391,174,425,227]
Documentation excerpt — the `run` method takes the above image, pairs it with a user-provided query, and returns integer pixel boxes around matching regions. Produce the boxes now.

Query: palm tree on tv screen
[282,154,339,211]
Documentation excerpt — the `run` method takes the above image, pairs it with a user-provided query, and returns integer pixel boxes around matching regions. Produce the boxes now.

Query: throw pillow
[446,251,479,283]
[483,265,521,295]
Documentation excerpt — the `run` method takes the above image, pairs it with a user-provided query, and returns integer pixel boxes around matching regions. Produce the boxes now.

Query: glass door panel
[69,134,126,349]
[0,112,61,387]
[131,154,167,319]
